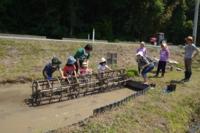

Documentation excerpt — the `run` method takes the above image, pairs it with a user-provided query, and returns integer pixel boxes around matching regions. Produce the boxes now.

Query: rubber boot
[188,72,192,79]
[173,84,177,91]
[171,84,176,91]
[181,71,187,81]
[184,72,192,82]
[166,85,172,92]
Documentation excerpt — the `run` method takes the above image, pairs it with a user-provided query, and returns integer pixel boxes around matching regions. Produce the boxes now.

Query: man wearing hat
[43,57,66,79]
[182,36,200,82]
[74,44,93,74]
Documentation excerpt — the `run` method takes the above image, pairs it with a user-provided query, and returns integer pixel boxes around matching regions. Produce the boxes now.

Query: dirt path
[0,83,136,133]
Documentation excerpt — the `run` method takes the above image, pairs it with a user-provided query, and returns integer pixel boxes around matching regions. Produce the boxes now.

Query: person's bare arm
[59,69,66,79]
[86,59,89,68]
[43,71,49,78]
[107,66,112,71]
[192,49,200,59]
[76,58,81,69]
[74,70,77,76]
[141,60,150,69]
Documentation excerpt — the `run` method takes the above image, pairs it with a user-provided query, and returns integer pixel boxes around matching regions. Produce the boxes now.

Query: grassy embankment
[0,38,141,83]
[0,38,200,132]
[55,68,200,133]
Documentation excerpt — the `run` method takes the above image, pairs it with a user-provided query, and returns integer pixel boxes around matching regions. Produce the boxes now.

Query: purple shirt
[137,48,147,57]
[159,49,170,61]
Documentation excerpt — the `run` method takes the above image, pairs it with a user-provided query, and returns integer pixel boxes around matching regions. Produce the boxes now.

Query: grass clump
[126,69,138,77]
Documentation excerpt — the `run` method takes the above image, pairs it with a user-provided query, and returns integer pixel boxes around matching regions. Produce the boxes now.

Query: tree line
[0,0,199,45]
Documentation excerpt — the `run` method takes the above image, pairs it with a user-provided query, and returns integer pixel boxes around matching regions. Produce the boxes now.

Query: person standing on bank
[136,51,154,84]
[154,43,170,78]
[74,44,93,74]
[182,36,200,82]
[136,41,147,75]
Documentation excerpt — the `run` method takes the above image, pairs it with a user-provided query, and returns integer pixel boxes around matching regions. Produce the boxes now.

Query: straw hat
[185,36,194,42]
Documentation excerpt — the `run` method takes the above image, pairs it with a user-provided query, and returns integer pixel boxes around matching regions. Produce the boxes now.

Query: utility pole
[192,0,199,44]
[92,29,95,44]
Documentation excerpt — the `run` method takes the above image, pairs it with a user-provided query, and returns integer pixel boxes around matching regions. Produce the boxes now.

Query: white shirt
[97,65,109,71]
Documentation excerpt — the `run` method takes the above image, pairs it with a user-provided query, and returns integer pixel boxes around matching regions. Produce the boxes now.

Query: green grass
[126,69,138,77]
[1,38,200,133]
[53,69,200,133]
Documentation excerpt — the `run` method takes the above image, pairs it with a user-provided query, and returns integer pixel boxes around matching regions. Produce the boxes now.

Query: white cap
[136,51,143,57]
[82,62,87,67]
[100,57,106,63]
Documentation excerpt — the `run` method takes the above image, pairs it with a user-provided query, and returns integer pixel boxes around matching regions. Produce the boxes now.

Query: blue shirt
[42,62,60,77]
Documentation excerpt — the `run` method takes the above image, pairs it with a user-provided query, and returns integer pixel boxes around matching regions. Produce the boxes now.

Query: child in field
[42,57,66,80]
[63,56,77,77]
[80,62,91,75]
[154,43,170,78]
[97,57,112,72]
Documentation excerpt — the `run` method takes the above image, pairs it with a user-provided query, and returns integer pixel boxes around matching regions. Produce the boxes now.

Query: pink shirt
[80,68,90,74]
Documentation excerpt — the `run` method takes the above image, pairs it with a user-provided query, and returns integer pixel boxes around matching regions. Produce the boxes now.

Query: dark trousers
[184,58,192,80]
[156,61,167,76]
[75,61,83,73]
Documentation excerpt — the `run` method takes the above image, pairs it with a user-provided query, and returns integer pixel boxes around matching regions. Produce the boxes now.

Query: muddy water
[0,83,136,133]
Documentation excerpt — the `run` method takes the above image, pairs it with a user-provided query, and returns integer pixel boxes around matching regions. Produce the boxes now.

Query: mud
[0,83,136,133]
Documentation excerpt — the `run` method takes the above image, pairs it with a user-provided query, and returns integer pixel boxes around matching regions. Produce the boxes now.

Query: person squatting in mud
[136,41,147,75]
